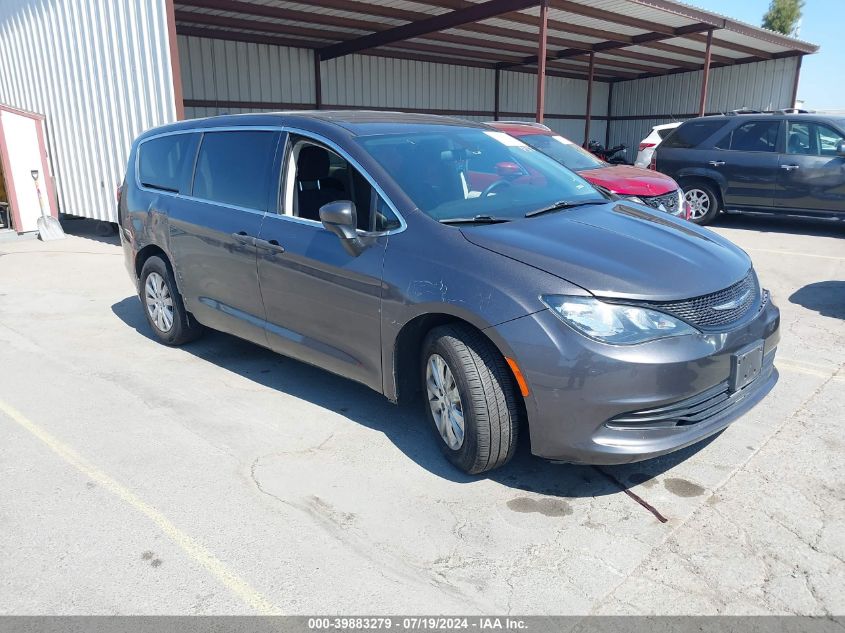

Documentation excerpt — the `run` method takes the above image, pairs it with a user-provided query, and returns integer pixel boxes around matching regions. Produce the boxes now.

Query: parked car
[656,113,845,224]
[634,122,681,168]
[487,121,689,219]
[119,111,779,474]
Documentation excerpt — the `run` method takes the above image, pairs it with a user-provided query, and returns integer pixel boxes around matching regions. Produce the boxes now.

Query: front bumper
[491,295,780,464]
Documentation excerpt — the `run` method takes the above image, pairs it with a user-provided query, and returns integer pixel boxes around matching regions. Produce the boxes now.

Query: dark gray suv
[119,111,780,474]
[656,112,845,224]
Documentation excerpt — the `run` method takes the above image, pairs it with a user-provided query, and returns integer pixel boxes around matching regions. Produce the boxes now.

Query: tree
[762,0,804,36]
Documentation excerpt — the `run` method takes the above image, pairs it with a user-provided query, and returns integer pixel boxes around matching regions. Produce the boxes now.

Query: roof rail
[486,120,552,131]
[727,109,763,116]
[776,108,811,114]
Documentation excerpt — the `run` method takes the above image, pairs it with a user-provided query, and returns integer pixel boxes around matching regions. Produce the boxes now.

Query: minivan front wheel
[684,182,721,225]
[139,255,203,345]
[421,324,519,474]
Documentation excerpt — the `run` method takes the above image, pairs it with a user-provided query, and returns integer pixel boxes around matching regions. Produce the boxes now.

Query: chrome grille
[641,190,679,213]
[646,270,760,329]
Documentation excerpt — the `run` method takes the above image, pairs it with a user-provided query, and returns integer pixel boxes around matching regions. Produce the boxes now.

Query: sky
[689,0,843,110]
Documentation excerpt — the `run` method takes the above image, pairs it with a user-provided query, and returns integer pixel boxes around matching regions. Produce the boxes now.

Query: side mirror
[836,140,845,157]
[319,200,364,256]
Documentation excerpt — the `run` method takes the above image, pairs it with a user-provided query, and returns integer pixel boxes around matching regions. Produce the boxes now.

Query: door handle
[254,238,286,254]
[708,160,725,167]
[231,231,256,245]
[780,164,800,171]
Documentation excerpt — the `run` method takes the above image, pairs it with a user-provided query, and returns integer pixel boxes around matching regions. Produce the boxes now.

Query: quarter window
[138,133,198,193]
[192,131,280,211]
[660,120,726,149]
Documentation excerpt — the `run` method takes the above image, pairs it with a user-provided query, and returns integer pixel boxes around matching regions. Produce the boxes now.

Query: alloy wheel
[144,271,175,333]
[685,188,711,220]
[426,353,465,450]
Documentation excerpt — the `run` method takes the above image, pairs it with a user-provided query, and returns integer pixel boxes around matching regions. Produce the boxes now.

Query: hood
[461,203,751,302]
[578,165,678,197]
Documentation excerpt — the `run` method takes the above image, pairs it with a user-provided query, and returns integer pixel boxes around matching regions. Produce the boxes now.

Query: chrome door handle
[780,164,800,171]
[254,238,286,254]
[708,160,725,167]
[231,231,256,245]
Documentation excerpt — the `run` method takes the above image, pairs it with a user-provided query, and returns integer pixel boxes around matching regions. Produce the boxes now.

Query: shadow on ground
[112,296,713,500]
[789,281,845,319]
[713,213,845,238]
[61,217,120,246]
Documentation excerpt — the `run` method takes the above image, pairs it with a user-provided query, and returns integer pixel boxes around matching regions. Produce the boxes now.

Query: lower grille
[606,351,775,430]
[644,270,761,329]
[641,190,680,213]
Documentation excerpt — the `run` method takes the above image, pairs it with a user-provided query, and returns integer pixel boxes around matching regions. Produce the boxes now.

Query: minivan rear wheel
[139,255,204,345]
[421,324,519,474]
[683,181,721,225]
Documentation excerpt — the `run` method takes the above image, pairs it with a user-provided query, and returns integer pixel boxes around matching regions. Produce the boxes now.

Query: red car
[487,121,690,220]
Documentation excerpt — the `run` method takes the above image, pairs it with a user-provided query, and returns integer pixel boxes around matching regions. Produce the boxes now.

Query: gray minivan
[119,111,780,474]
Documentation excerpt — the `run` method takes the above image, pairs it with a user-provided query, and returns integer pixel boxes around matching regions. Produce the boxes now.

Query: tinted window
[138,133,198,193]
[656,127,675,140]
[193,131,279,211]
[786,121,844,156]
[786,122,811,154]
[661,119,726,149]
[727,120,780,152]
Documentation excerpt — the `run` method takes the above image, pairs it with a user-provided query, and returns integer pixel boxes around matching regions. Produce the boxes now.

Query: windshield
[516,133,605,171]
[355,127,604,222]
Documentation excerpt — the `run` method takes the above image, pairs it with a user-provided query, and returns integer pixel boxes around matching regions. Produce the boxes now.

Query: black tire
[682,179,721,225]
[421,324,520,474]
[138,255,203,345]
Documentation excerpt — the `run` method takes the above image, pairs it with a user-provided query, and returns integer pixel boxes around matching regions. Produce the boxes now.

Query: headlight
[541,295,698,345]
[671,189,686,217]
[623,195,645,204]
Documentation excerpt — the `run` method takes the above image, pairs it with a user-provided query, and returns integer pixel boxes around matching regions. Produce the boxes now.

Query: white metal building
[0,0,817,230]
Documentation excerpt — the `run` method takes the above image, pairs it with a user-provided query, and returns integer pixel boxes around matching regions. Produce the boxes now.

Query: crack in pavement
[579,363,843,618]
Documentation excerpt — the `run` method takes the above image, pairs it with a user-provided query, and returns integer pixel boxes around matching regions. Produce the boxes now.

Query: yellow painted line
[747,248,845,261]
[776,360,844,380]
[0,398,282,615]
[778,357,840,371]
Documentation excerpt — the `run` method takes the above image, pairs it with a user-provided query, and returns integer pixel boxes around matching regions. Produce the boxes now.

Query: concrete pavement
[0,216,842,615]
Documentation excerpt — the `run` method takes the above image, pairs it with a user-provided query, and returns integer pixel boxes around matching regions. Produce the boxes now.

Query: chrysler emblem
[712,289,751,311]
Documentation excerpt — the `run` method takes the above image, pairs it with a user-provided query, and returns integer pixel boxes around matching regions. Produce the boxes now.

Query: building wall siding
[608,56,800,153]
[180,36,609,144]
[0,0,177,223]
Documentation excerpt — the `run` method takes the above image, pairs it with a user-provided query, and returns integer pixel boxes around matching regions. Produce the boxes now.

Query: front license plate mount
[730,341,764,392]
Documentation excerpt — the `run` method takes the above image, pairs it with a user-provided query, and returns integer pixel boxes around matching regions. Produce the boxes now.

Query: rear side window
[193,131,280,211]
[656,128,675,140]
[720,120,780,152]
[661,120,726,149]
[138,133,198,193]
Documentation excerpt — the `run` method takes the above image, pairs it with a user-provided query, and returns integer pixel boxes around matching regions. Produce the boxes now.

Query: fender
[378,225,585,402]
[676,167,728,196]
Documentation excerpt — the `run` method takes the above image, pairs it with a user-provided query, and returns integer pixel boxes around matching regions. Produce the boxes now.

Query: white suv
[634,122,681,168]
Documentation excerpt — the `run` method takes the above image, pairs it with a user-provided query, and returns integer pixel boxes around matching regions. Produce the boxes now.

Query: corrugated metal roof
[172,0,818,82]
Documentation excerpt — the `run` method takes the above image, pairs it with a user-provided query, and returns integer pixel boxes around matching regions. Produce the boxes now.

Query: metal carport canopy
[170,0,818,125]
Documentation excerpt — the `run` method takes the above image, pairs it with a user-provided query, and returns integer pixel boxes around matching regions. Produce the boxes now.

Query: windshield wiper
[524,199,606,218]
[439,215,512,225]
